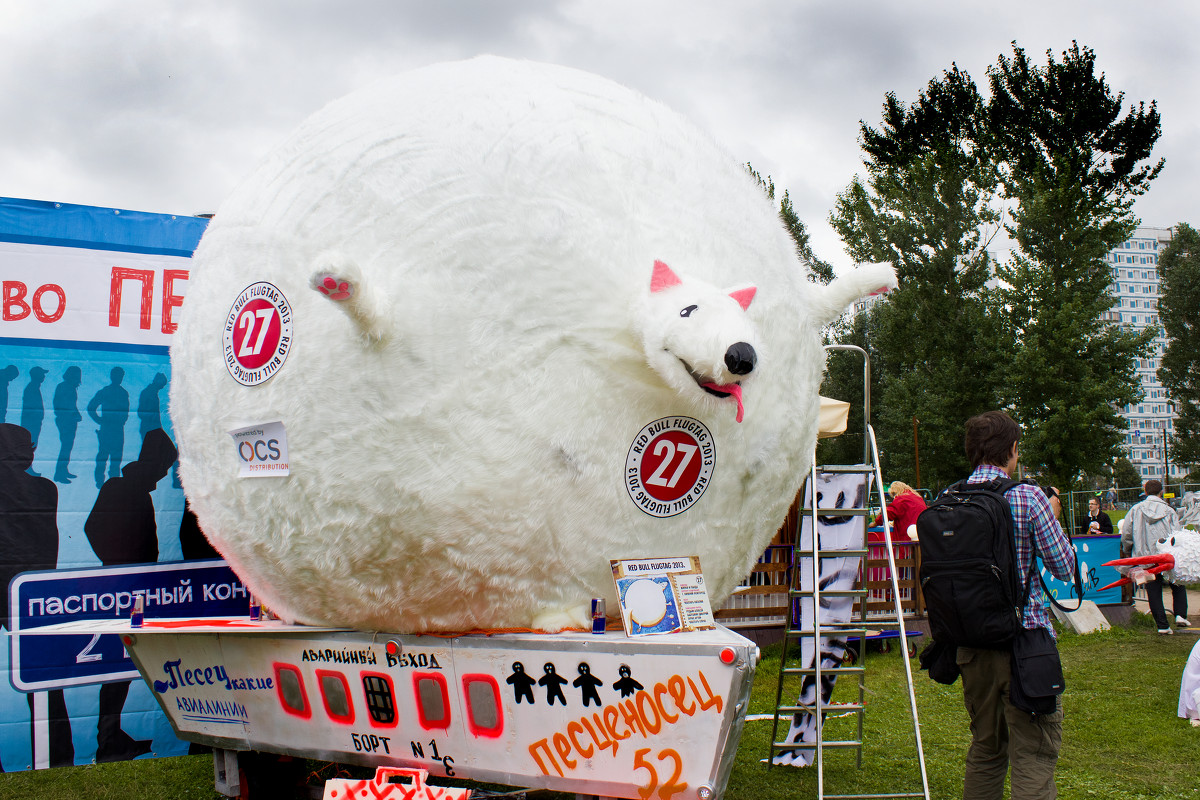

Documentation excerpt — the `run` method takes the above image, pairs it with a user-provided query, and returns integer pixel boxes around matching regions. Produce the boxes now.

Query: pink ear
[651,260,682,293]
[728,286,756,311]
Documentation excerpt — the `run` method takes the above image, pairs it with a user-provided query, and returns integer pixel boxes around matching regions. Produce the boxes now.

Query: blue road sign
[9,560,248,691]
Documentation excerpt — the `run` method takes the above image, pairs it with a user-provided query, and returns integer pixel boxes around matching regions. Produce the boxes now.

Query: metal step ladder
[767,345,929,800]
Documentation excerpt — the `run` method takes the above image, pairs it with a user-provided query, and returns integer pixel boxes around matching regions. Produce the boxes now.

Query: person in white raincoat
[1181,639,1200,727]
[1123,479,1190,633]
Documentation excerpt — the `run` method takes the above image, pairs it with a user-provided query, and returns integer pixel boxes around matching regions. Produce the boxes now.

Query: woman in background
[870,481,927,543]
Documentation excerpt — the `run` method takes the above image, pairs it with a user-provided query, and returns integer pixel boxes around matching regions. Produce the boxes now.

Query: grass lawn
[1,614,1198,799]
[731,615,1200,800]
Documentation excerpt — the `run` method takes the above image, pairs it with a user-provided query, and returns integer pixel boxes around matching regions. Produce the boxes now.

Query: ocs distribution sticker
[223,282,293,386]
[228,421,290,478]
[625,417,715,517]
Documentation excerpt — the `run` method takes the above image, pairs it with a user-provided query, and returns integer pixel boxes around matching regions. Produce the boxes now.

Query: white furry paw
[531,604,590,632]
[311,273,354,300]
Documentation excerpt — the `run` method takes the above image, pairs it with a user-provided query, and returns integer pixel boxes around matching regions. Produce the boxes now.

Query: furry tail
[810,263,897,327]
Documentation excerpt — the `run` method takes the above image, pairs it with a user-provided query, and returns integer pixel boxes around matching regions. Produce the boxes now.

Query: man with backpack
[920,410,1076,798]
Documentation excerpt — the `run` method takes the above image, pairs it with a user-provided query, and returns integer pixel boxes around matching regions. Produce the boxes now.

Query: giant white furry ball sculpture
[170,56,894,632]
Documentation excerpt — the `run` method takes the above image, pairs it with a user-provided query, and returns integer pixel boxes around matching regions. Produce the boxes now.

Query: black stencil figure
[137,373,167,440]
[572,662,604,707]
[87,367,129,489]
[20,366,48,475]
[0,424,75,768]
[538,662,568,706]
[52,366,82,484]
[0,365,17,423]
[506,662,537,705]
[84,427,178,762]
[612,663,644,698]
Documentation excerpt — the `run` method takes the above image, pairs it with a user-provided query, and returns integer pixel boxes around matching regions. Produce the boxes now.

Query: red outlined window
[361,672,399,729]
[316,670,355,725]
[462,673,504,738]
[274,663,311,719]
[413,671,451,731]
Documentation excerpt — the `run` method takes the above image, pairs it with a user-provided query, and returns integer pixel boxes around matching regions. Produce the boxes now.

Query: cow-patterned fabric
[773,471,868,767]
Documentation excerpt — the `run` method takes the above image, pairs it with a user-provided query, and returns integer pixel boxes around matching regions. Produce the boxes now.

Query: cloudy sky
[1,1,1195,270]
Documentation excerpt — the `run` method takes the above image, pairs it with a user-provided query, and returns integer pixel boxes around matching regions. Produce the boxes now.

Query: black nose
[725,342,757,375]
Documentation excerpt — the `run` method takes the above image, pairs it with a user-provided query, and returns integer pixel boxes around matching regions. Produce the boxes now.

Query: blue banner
[1,197,211,769]
[1039,534,1124,607]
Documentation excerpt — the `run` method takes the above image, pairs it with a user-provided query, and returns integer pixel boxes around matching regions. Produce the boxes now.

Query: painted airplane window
[463,674,503,737]
[415,673,451,730]
[275,665,310,718]
[318,671,354,722]
[362,674,397,725]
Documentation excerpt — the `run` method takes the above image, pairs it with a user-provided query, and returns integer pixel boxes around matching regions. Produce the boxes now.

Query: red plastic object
[1098,553,1176,591]
[322,767,471,800]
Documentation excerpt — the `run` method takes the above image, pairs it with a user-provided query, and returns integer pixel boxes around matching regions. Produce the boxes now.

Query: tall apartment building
[1106,225,1179,480]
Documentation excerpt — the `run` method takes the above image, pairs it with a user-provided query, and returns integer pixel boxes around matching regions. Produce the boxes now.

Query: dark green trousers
[957,646,1063,799]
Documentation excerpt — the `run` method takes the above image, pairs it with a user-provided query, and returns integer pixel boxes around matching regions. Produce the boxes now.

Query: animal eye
[680,305,698,318]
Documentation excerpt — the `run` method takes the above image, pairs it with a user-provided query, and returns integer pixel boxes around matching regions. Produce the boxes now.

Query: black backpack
[916,477,1024,649]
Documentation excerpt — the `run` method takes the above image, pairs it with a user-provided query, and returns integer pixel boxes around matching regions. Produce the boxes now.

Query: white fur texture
[170,57,895,632]
[1159,529,1200,584]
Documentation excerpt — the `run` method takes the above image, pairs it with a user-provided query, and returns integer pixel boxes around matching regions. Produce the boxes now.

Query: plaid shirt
[968,465,1076,636]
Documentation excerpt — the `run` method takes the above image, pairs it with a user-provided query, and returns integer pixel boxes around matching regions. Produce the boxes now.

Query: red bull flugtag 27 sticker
[625,417,715,517]
[223,282,293,386]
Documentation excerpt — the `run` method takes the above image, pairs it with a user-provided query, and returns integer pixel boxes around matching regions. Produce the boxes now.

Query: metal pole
[868,425,931,800]
[824,344,871,464]
[912,416,921,490]
[1156,429,1166,484]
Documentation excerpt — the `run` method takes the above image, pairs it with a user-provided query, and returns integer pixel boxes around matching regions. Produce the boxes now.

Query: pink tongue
[701,383,744,423]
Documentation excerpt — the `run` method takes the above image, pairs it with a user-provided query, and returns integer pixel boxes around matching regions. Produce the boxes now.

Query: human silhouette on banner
[20,366,48,475]
[84,428,178,762]
[87,367,129,489]
[179,499,219,561]
[137,373,167,441]
[0,423,75,768]
[0,365,18,423]
[52,366,82,484]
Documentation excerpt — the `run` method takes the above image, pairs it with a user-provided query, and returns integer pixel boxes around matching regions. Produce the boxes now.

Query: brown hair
[964,410,1020,469]
[1145,479,1163,496]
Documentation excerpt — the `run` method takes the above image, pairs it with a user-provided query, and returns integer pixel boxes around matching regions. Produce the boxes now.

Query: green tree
[1112,456,1141,502]
[988,42,1162,488]
[746,164,834,284]
[1157,223,1200,473]
[830,65,1007,490]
